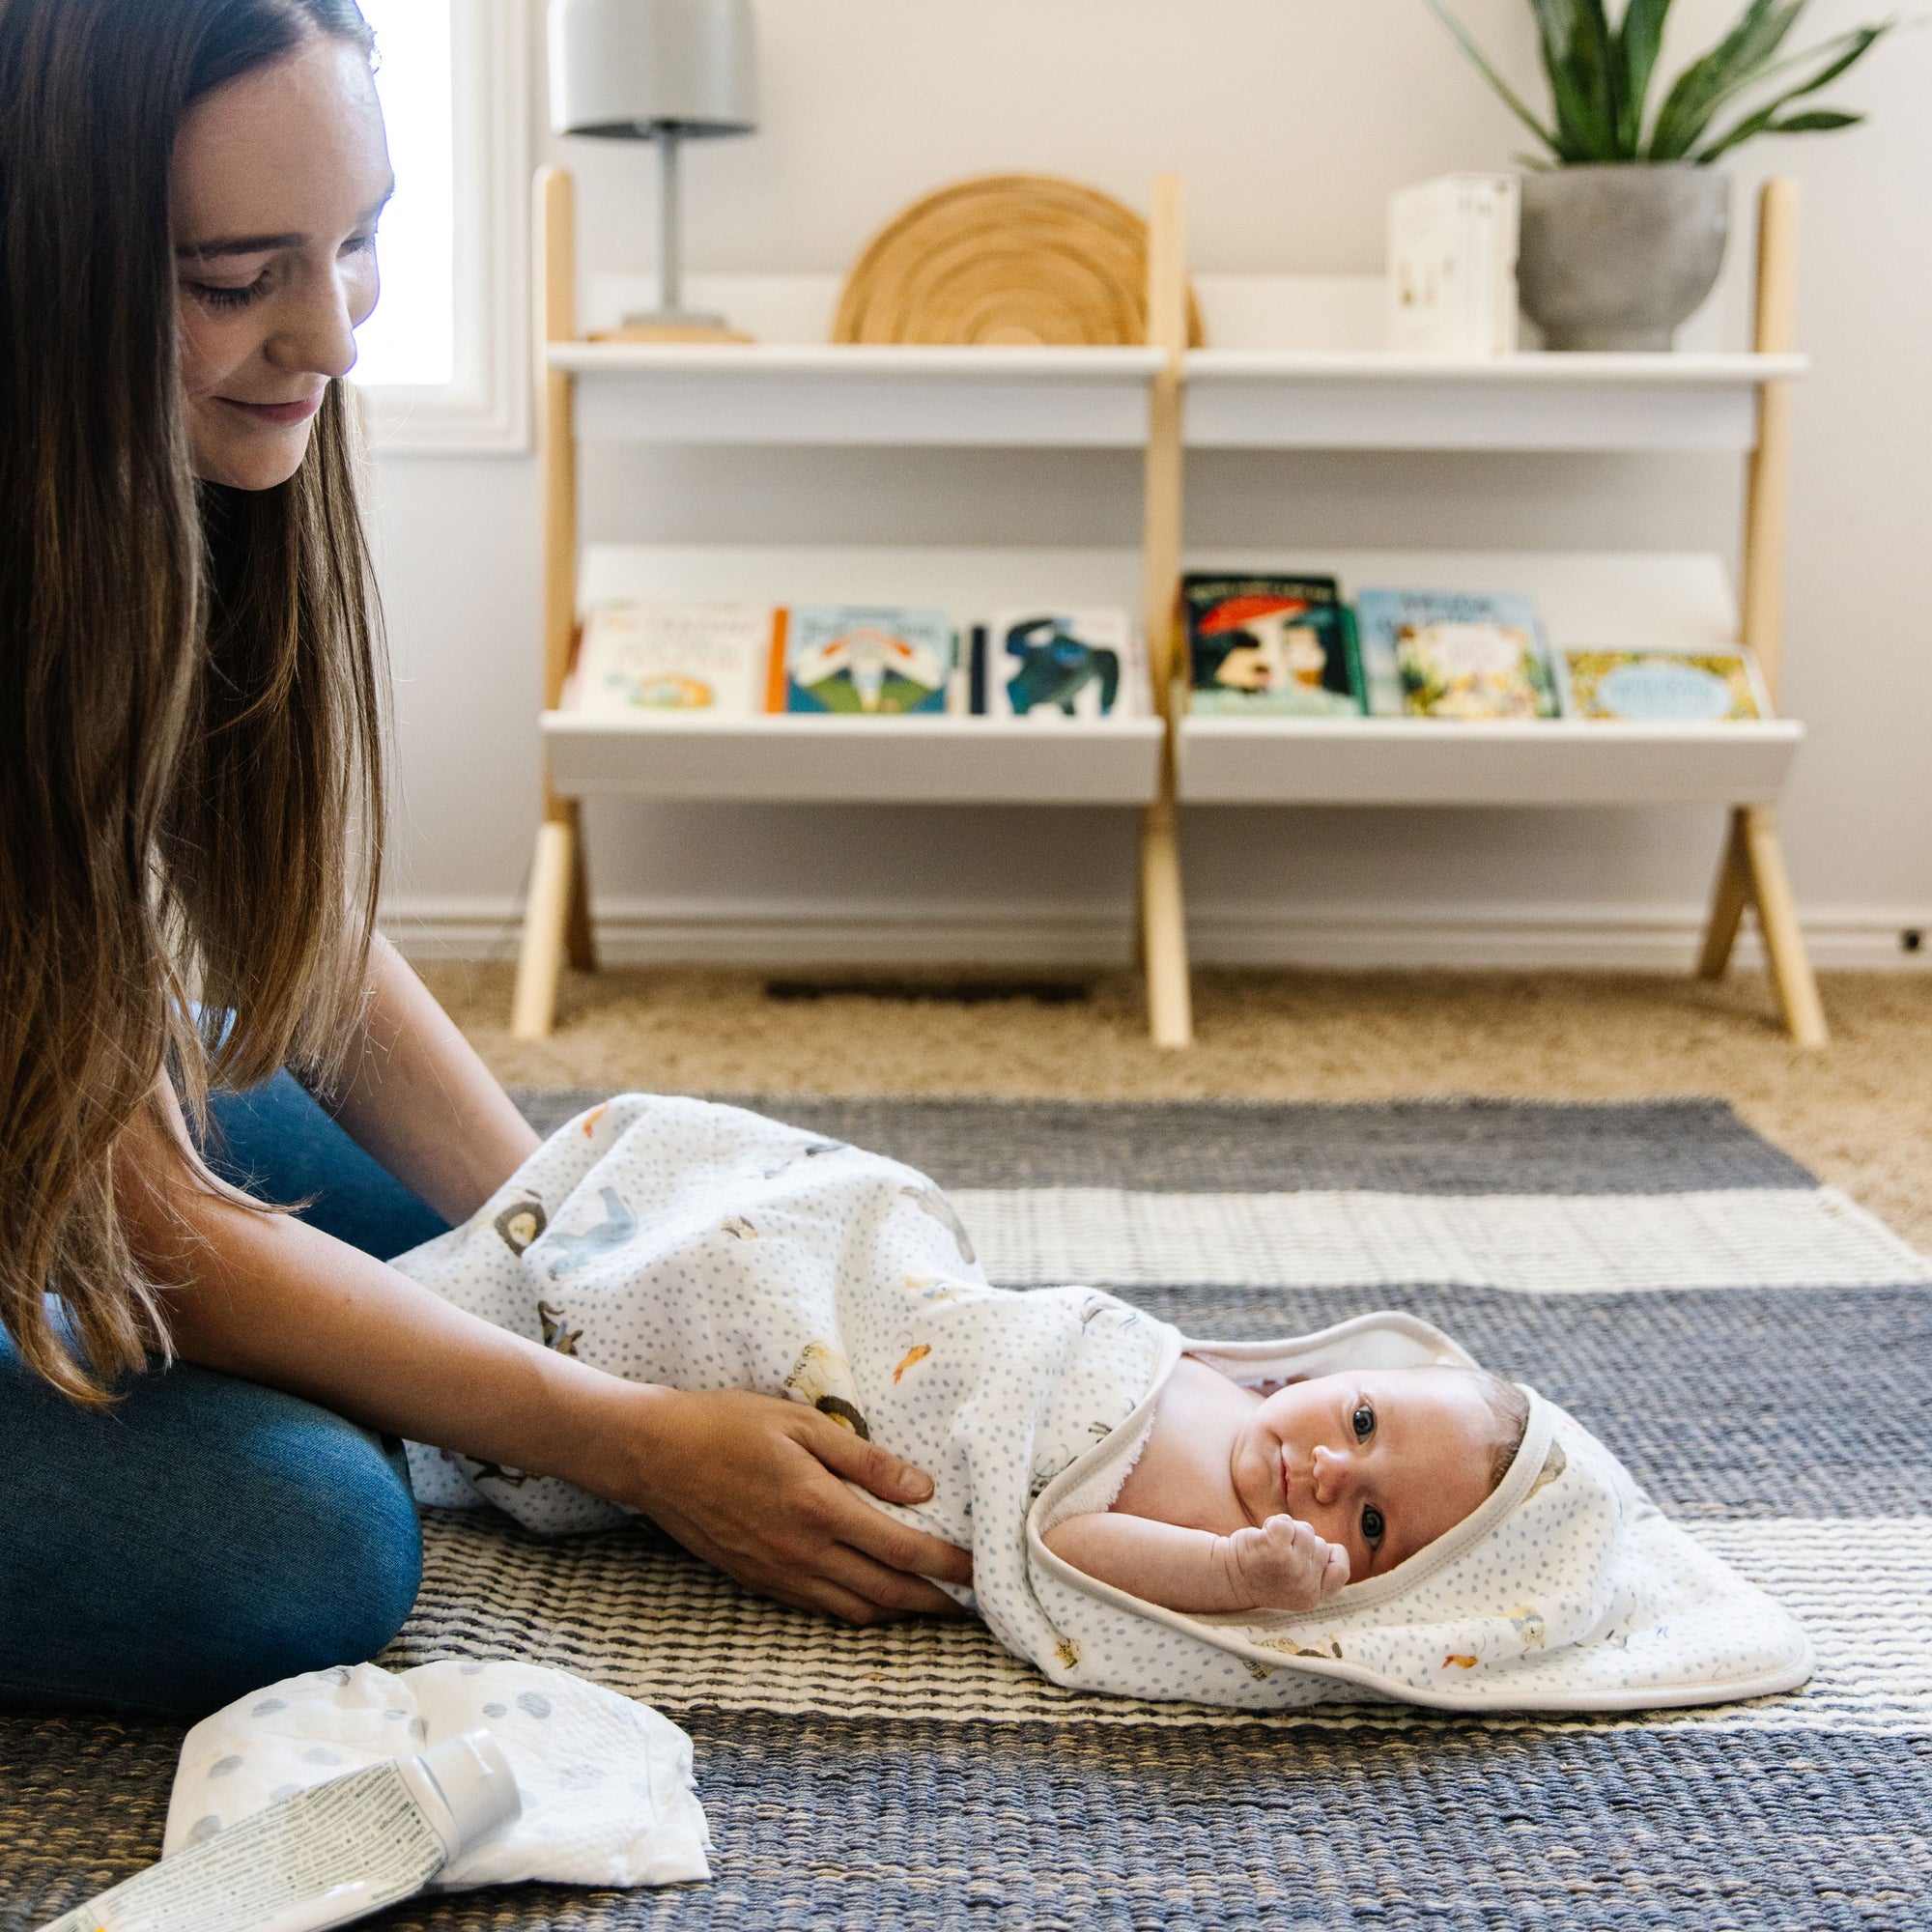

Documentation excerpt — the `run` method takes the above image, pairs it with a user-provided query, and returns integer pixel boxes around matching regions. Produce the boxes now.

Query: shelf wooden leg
[512,816,577,1040]
[563,799,597,972]
[1697,808,1751,981]
[1140,800,1192,1049]
[1739,805,1828,1048]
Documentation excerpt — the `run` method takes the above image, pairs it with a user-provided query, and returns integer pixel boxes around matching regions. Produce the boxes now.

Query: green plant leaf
[1423,0,1563,156]
[1528,0,1622,158]
[1760,107,1863,128]
[1647,0,1805,159]
[1692,23,1888,158]
[1615,0,1674,153]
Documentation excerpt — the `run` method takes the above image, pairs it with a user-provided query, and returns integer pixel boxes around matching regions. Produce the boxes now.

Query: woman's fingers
[815,1539,970,1619]
[803,1406,939,1506]
[793,1408,974,1588]
[615,1387,972,1623]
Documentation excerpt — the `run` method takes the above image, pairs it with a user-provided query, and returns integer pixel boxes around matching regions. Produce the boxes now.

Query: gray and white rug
[6,1095,1929,1930]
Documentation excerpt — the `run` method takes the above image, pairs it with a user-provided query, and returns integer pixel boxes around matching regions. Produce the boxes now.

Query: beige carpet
[420,961,1932,1252]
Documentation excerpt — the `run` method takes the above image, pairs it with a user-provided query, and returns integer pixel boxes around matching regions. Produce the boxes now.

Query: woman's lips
[219,392,324,427]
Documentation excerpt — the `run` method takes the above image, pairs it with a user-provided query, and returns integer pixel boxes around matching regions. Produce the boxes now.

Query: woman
[0,0,968,1718]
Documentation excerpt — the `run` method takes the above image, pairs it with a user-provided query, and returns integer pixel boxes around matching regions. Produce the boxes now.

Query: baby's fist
[1225,1514,1350,1611]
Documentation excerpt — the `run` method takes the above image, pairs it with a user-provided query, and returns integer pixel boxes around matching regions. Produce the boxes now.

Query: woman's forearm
[119,1106,975,1623]
[144,1156,645,1495]
[322,932,540,1225]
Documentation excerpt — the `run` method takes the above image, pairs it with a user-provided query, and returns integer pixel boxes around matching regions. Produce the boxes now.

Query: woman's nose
[269,270,359,384]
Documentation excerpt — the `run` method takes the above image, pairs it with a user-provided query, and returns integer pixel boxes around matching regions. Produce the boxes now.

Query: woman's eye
[341,231,378,260]
[1351,1403,1375,1441]
[188,275,271,311]
[1361,1505,1385,1548]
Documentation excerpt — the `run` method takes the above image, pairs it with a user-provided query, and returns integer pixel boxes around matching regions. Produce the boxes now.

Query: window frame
[360,0,530,457]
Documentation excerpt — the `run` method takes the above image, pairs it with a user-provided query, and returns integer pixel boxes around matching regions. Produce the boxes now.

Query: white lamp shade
[550,0,758,138]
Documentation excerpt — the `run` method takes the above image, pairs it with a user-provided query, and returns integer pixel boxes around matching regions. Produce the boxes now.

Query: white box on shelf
[1387,174,1520,356]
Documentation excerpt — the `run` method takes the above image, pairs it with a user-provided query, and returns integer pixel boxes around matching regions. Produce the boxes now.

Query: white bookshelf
[1182,350,1805,451]
[545,339,1802,452]
[545,713,1162,806]
[1174,548,1800,805]
[550,341,1163,447]
[1179,718,1801,808]
[546,542,1162,806]
[510,171,1827,1050]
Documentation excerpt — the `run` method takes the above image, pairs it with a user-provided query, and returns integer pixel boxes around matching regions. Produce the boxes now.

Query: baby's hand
[1222,1514,1350,1611]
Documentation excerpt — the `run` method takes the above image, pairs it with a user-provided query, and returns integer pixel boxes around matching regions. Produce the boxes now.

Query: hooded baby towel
[393,1094,1811,1715]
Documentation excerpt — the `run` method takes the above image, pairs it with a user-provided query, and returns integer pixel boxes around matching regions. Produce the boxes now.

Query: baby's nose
[1310,1444,1346,1502]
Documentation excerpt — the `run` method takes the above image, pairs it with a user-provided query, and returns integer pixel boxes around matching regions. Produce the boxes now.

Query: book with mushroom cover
[1182,575,1363,717]
[783,605,954,715]
[1353,587,1559,720]
[1556,646,1771,722]
[985,608,1146,719]
[569,600,780,715]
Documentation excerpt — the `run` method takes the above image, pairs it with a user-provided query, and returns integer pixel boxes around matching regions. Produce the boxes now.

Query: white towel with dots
[391,1094,1813,1715]
[160,1659,711,1889]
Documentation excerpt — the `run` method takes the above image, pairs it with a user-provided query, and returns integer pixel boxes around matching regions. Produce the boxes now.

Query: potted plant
[1427,0,1890,348]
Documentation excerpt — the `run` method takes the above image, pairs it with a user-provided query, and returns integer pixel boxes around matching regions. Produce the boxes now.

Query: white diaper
[161,1659,710,1889]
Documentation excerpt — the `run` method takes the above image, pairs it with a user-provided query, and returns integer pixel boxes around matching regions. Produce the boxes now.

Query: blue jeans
[0,1073,448,1717]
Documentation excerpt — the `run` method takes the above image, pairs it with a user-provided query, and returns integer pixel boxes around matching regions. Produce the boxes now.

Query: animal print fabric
[392,1095,1812,1714]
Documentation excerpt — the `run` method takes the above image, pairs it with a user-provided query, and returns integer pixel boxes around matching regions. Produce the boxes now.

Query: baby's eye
[1361,1504,1385,1548]
[1351,1403,1375,1441]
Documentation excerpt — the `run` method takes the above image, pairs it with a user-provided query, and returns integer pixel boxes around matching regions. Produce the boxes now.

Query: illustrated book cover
[1556,646,1771,722]
[570,601,779,716]
[985,609,1146,719]
[1181,575,1363,717]
[1353,587,1559,720]
[783,606,954,715]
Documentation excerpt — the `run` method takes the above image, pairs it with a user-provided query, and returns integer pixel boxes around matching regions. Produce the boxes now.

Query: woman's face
[171,34,392,490]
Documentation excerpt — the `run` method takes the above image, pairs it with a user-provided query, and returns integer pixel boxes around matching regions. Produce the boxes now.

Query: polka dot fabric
[393,1095,1814,1714]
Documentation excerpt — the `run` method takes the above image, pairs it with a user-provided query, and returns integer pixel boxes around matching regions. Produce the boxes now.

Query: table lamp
[549,0,759,341]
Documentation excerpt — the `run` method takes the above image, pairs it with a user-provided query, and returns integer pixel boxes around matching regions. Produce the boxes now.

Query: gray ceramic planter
[1518,163,1729,351]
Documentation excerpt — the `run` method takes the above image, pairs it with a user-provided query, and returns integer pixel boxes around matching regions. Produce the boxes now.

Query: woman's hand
[601,1385,974,1625]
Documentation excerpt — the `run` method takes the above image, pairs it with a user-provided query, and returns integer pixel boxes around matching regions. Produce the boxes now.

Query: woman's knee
[0,1347,423,1716]
[209,1413,425,1695]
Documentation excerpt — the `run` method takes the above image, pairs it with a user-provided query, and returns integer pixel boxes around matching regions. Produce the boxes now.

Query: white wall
[373,0,1932,970]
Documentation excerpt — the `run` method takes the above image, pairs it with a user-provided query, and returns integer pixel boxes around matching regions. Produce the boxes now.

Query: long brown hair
[0,0,387,1403]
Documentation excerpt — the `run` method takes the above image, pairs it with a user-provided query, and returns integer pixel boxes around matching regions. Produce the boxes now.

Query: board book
[1353,587,1558,720]
[1556,646,1771,722]
[783,606,954,715]
[985,609,1145,720]
[570,601,778,716]
[1181,575,1363,717]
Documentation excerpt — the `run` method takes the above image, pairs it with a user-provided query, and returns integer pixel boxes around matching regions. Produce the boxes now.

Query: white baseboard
[383,894,1932,974]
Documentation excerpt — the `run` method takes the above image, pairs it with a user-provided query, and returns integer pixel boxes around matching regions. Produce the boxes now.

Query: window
[355,0,528,453]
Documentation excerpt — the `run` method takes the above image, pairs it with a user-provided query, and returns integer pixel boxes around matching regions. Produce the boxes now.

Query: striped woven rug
[6,1094,1929,1930]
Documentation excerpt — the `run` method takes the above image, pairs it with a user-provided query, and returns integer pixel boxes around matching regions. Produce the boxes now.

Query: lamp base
[592,308,753,345]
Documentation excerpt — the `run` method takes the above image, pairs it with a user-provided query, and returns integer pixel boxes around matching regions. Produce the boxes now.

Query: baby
[397,1094,1535,1697]
[1044,1358,1528,1615]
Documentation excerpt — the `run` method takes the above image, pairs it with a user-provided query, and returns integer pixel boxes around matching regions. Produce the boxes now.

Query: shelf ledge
[1177,716,1804,808]
[1182,350,1803,453]
[542,710,1165,806]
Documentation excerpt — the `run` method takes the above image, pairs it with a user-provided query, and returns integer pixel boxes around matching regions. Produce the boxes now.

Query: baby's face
[1227,1369,1497,1582]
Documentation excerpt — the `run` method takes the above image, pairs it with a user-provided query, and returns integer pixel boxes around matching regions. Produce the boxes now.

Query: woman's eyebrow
[176,187,394,262]
[177,232,305,260]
